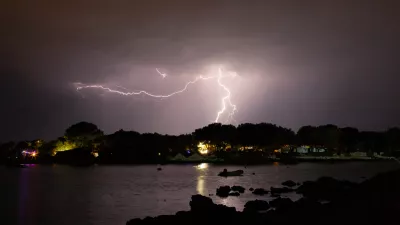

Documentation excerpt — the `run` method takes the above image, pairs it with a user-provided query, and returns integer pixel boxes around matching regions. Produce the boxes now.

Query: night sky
[1,0,399,141]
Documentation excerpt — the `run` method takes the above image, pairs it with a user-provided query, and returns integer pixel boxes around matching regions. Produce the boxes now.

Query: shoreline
[126,168,400,225]
[3,156,395,167]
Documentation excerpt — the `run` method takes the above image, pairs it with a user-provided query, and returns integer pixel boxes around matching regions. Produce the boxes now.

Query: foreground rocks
[216,186,231,197]
[216,185,245,197]
[270,186,294,194]
[229,191,240,196]
[252,188,269,195]
[269,197,293,209]
[281,180,297,187]
[296,176,357,201]
[243,200,269,212]
[127,169,400,225]
[231,185,245,193]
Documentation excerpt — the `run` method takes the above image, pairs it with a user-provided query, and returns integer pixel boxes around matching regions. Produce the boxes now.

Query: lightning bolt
[215,67,237,123]
[74,67,237,123]
[155,68,167,78]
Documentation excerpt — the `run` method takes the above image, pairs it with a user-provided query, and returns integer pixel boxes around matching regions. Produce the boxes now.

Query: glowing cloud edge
[74,67,237,123]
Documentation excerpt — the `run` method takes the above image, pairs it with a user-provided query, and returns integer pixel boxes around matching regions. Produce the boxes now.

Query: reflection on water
[197,176,205,195]
[196,163,208,195]
[0,162,397,225]
[18,167,28,225]
[195,163,209,170]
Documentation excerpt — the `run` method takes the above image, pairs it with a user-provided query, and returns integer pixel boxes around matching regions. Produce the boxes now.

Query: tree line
[1,122,400,164]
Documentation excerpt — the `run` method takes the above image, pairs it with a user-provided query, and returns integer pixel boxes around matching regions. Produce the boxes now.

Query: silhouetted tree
[0,142,15,163]
[65,122,103,138]
[358,131,385,155]
[340,127,359,154]
[14,141,30,150]
[384,127,400,155]
[236,123,295,150]
[39,140,57,156]
[317,125,341,151]
[64,121,104,148]
[194,123,236,150]
[3,121,399,164]
[297,126,318,145]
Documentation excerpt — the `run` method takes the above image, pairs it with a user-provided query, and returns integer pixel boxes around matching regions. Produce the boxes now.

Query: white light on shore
[196,163,209,170]
[197,142,209,155]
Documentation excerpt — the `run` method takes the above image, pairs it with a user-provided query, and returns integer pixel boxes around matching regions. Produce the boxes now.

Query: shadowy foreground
[127,169,400,225]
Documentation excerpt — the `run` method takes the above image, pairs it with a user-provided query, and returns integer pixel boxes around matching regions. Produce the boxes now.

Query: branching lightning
[155,68,167,78]
[215,67,237,123]
[74,67,237,123]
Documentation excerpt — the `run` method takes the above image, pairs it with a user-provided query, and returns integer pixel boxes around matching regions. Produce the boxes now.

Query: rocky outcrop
[216,186,231,198]
[296,176,357,201]
[189,194,214,212]
[127,195,239,225]
[270,193,280,198]
[228,191,240,196]
[218,169,244,177]
[281,180,297,187]
[231,185,245,193]
[270,187,294,194]
[252,188,269,195]
[243,200,269,212]
[127,169,400,225]
[269,197,293,209]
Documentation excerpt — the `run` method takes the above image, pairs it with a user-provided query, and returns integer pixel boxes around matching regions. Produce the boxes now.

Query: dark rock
[269,197,294,209]
[295,197,321,209]
[216,186,231,197]
[244,200,270,212]
[229,191,240,196]
[231,185,245,193]
[218,169,244,177]
[157,167,162,171]
[252,188,269,195]
[190,195,214,212]
[270,193,281,198]
[143,216,153,221]
[174,210,192,223]
[252,172,256,175]
[296,176,358,201]
[282,180,297,187]
[126,218,142,225]
[175,210,188,216]
[249,187,254,191]
[270,187,294,194]
[209,194,213,196]
[153,215,175,224]
[127,170,400,225]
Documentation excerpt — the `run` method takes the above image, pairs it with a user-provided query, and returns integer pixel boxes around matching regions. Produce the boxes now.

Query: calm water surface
[0,162,398,225]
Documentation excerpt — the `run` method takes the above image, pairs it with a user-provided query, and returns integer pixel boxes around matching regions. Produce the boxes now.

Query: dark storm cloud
[1,0,399,141]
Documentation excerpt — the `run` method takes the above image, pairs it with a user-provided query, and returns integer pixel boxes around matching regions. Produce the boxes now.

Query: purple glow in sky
[1,0,399,140]
[75,66,238,124]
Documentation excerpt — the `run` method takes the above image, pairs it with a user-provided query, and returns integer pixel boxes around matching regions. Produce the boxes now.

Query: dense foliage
[1,122,400,164]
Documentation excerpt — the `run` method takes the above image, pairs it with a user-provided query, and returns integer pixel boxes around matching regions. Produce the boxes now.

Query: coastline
[127,168,400,225]
[3,156,394,167]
